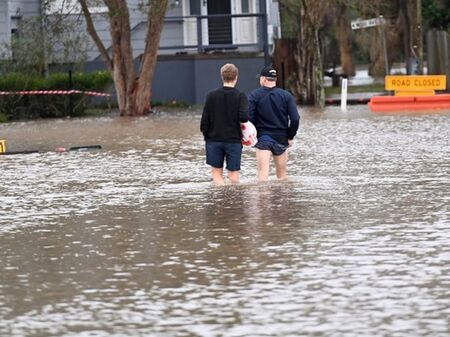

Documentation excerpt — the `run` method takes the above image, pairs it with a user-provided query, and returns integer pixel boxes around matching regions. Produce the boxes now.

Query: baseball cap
[258,66,277,78]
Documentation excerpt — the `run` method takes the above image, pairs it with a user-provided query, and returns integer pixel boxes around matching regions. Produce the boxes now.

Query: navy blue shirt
[248,86,300,145]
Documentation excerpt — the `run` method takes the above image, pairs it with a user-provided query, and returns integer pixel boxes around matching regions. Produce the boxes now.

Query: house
[0,0,281,104]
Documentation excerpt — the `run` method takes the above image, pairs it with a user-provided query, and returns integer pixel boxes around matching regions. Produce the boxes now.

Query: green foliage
[73,71,113,90]
[0,71,113,122]
[278,1,300,38]
[422,0,450,30]
[0,112,9,123]
[0,14,91,75]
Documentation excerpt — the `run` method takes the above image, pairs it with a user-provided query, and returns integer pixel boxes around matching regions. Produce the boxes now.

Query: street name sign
[351,18,384,30]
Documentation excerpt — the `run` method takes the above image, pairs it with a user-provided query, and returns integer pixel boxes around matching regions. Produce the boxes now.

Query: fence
[162,13,268,56]
[427,30,450,92]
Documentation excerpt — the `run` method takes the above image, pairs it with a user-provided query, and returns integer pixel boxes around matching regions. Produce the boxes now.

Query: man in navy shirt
[201,64,249,185]
[248,66,300,181]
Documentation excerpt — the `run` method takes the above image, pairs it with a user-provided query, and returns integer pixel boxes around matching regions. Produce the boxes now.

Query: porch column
[260,0,270,66]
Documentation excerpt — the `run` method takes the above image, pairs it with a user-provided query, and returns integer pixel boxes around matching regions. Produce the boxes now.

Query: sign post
[340,78,348,112]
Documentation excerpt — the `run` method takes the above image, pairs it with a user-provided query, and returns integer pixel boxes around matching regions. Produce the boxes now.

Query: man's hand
[288,139,294,147]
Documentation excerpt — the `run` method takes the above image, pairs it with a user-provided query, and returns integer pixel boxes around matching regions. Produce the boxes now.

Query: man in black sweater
[200,63,249,185]
[249,66,300,181]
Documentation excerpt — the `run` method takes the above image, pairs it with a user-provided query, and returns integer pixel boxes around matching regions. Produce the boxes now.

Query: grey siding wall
[122,1,185,58]
[0,2,10,51]
[85,53,265,105]
[87,15,111,61]
[185,56,265,104]
[90,1,184,60]
[9,0,40,17]
[1,1,268,61]
[0,1,42,60]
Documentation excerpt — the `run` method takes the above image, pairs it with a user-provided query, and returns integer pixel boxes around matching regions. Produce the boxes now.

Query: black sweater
[200,86,249,142]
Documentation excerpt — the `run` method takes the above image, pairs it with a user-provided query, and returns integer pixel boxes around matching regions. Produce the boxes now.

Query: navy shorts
[205,141,242,171]
[255,134,288,156]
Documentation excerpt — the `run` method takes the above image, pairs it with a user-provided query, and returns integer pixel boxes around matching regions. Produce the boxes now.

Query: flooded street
[1,107,449,337]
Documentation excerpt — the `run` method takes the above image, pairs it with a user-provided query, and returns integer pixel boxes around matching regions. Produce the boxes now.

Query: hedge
[0,71,113,121]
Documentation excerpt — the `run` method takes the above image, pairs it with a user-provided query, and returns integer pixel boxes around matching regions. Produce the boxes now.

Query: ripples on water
[0,107,449,337]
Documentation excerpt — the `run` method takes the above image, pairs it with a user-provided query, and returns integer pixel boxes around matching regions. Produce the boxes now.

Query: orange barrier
[369,94,450,112]
[369,75,449,112]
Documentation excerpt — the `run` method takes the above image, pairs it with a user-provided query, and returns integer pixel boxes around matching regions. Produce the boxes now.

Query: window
[190,0,200,15]
[241,0,249,13]
[10,18,21,61]
[45,0,107,14]
[10,17,21,43]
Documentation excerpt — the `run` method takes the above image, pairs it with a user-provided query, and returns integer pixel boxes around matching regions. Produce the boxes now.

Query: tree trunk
[290,0,325,106]
[409,0,423,74]
[109,1,137,116]
[397,0,410,69]
[79,0,168,117]
[134,0,169,116]
[272,39,297,90]
[314,28,325,106]
[294,27,322,105]
[335,3,355,76]
[368,29,386,76]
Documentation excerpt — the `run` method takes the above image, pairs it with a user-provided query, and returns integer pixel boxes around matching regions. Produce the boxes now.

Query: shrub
[0,71,113,121]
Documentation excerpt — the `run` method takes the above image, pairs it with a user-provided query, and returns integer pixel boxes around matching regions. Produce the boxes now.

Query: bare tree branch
[78,0,112,69]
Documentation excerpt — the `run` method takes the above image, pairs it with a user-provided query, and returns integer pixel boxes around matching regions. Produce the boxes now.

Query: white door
[232,0,257,44]
[183,0,208,47]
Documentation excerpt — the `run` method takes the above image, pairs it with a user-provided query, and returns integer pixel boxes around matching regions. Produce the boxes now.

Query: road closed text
[386,75,447,90]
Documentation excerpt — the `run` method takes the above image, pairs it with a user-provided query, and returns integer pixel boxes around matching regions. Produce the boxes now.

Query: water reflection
[0,107,449,336]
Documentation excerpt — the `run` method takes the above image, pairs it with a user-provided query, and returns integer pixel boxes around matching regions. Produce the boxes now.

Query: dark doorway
[207,0,232,45]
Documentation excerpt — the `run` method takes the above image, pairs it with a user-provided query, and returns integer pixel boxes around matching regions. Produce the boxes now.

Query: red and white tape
[0,90,111,97]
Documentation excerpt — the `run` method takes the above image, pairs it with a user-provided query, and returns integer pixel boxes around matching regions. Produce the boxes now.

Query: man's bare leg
[228,170,240,184]
[256,149,272,181]
[211,168,225,185]
[273,151,288,180]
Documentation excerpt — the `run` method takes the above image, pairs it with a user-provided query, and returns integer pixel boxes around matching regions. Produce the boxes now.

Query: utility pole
[409,0,423,74]
[379,15,389,76]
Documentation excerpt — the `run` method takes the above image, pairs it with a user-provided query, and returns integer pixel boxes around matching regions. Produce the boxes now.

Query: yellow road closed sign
[386,75,447,91]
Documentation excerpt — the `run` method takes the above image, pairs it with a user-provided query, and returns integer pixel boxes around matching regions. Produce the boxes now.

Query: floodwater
[0,106,449,337]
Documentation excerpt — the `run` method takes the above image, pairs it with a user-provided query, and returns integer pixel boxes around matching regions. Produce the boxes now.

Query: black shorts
[255,135,288,156]
[205,141,242,171]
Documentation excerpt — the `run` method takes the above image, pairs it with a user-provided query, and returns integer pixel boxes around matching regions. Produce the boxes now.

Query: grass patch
[0,112,9,123]
[325,83,386,96]
[152,100,190,108]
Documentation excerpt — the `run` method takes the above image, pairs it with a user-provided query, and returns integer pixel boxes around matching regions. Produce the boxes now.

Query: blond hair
[220,63,238,83]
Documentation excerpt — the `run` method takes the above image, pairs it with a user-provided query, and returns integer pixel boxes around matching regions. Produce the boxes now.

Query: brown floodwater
[0,106,449,337]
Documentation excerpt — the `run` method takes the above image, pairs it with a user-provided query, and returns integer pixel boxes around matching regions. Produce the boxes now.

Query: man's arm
[287,93,300,140]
